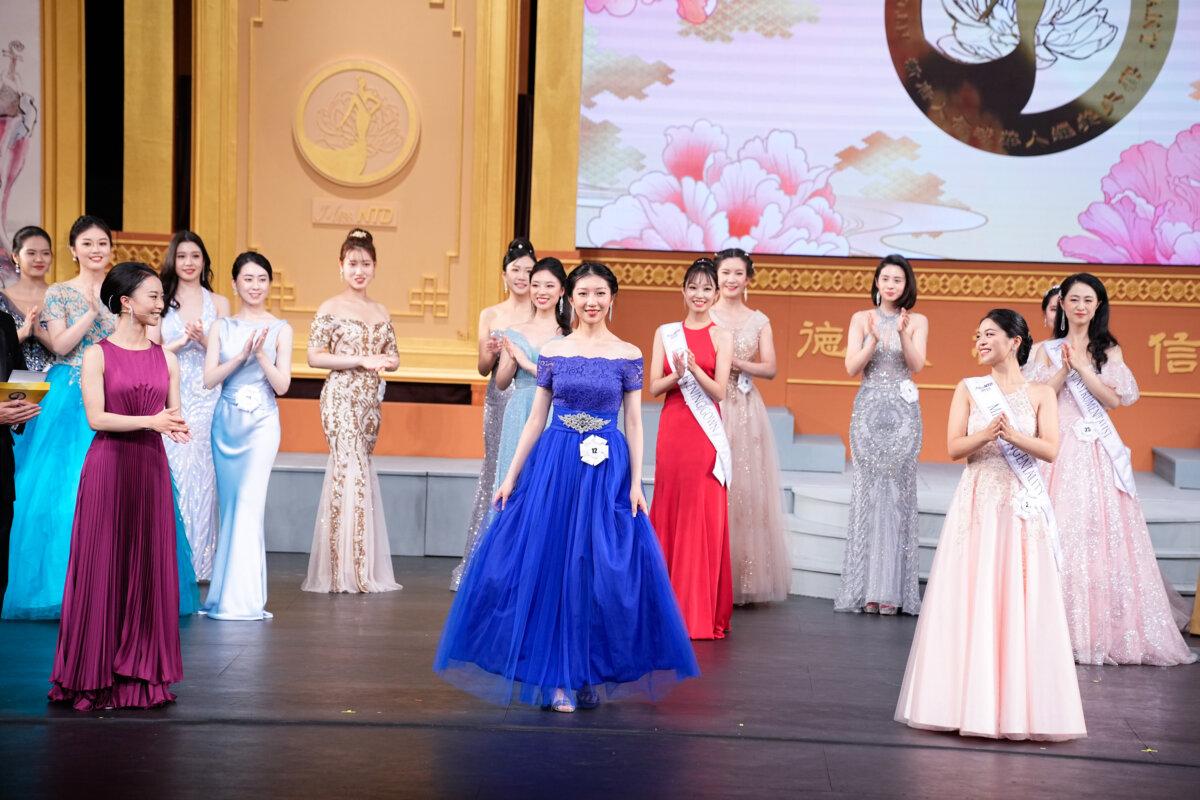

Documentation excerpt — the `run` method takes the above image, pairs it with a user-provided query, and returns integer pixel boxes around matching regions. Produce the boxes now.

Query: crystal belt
[557,411,611,434]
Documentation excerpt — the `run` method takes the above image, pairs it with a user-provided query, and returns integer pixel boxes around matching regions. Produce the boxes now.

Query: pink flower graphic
[589,121,849,255]
[1059,124,1200,265]
[586,0,717,25]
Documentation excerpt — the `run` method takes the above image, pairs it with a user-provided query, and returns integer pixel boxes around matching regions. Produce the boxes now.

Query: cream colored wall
[234,0,486,379]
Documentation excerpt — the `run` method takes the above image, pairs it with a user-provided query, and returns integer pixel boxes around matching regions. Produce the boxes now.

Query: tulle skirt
[434,411,699,706]
[3,364,199,620]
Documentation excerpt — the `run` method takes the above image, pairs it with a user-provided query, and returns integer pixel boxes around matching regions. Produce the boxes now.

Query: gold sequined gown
[302,315,401,594]
[712,308,791,604]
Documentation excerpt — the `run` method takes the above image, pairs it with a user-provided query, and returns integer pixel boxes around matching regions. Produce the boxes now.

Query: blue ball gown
[3,284,199,619]
[490,327,559,494]
[434,354,699,707]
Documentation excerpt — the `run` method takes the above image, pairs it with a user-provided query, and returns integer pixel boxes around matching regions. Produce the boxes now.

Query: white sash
[963,377,1062,569]
[1042,339,1137,497]
[660,322,731,486]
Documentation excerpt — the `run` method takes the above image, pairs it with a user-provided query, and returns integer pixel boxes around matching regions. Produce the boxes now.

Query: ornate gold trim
[597,256,1200,307]
[122,0,175,233]
[785,377,1200,399]
[112,232,172,270]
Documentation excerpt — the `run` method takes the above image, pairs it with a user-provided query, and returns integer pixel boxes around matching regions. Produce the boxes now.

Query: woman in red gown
[49,262,191,709]
[649,258,733,640]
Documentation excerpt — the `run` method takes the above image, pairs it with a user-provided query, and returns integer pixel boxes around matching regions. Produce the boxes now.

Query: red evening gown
[49,340,183,710]
[651,322,732,640]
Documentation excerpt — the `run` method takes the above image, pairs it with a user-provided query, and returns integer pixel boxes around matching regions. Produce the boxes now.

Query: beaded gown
[712,308,791,604]
[835,309,922,614]
[0,291,52,371]
[1026,356,1195,666]
[202,318,287,620]
[435,355,699,706]
[3,285,116,620]
[449,368,512,590]
[302,315,401,594]
[651,322,732,640]
[49,341,183,710]
[895,384,1085,741]
[160,290,221,580]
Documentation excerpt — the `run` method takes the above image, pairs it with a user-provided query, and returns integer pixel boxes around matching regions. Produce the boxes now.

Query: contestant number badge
[580,434,609,466]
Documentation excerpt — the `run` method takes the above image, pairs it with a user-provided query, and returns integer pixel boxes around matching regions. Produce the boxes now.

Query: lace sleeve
[308,314,334,352]
[536,355,553,389]
[40,285,67,330]
[1023,361,1057,383]
[1100,360,1139,406]
[621,358,644,392]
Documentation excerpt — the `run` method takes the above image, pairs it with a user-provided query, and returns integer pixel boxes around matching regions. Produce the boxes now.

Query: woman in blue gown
[3,216,198,619]
[490,257,569,494]
[434,262,698,713]
[200,252,292,621]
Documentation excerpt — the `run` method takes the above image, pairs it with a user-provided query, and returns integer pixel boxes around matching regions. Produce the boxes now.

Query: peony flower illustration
[588,121,849,255]
[935,0,1118,69]
[586,0,716,25]
[1059,124,1200,265]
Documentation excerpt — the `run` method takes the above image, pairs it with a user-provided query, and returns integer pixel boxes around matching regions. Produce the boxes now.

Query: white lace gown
[161,291,221,581]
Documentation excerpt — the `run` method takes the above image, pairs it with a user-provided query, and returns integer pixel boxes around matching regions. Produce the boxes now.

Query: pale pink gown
[713,309,792,605]
[1027,356,1195,666]
[896,385,1086,741]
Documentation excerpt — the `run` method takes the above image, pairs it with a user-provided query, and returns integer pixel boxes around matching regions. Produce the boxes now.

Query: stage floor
[2,554,1198,798]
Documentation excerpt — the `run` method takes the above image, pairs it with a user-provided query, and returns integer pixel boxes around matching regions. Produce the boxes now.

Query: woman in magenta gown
[649,258,733,640]
[49,262,191,710]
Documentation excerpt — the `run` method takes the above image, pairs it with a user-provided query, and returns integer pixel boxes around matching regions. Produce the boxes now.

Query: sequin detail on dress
[835,309,922,614]
[450,368,512,590]
[1026,358,1195,666]
[0,291,51,371]
[160,291,220,580]
[712,308,791,605]
[302,315,402,594]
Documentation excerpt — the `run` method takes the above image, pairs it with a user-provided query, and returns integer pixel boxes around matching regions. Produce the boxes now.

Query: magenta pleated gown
[49,339,183,710]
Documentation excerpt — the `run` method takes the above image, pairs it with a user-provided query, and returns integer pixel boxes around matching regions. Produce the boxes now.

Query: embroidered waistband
[554,410,613,434]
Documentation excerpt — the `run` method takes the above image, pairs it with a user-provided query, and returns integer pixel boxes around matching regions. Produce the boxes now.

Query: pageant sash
[661,322,731,486]
[1042,339,1137,497]
[964,376,1063,569]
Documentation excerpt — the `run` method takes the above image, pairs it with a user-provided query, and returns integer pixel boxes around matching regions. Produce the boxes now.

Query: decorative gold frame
[291,59,422,188]
[41,0,85,281]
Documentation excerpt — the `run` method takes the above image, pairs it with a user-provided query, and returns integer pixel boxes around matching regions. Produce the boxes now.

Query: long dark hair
[161,230,214,310]
[871,254,918,309]
[982,308,1033,366]
[713,247,754,278]
[101,262,159,315]
[1055,273,1118,371]
[530,257,570,333]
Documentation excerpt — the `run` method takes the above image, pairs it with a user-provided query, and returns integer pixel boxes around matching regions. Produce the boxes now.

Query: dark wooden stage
[2,554,1197,798]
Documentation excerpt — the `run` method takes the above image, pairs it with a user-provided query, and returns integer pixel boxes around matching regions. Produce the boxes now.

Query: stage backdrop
[0,0,42,283]
[576,0,1199,266]
[528,1,1200,471]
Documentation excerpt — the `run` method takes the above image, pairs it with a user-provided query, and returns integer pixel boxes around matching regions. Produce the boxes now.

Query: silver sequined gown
[449,371,512,590]
[834,310,922,614]
[160,291,221,581]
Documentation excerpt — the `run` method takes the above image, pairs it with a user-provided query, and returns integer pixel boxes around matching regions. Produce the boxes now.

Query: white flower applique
[580,434,609,466]
[1013,488,1039,522]
[234,384,264,413]
[898,379,919,404]
[1072,417,1101,443]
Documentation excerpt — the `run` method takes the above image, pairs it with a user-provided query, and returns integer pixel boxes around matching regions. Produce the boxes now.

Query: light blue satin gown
[201,317,287,621]
[491,329,559,495]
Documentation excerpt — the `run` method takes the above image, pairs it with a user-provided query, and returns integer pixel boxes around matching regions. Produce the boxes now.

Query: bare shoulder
[711,325,733,346]
[82,342,104,367]
[611,339,643,360]
[163,347,181,371]
[539,336,570,357]
[213,293,233,316]
[1028,381,1056,405]
[909,311,929,326]
[314,298,340,317]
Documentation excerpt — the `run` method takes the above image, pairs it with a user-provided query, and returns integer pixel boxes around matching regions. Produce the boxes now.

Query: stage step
[640,403,845,473]
[782,465,1200,601]
[1153,448,1200,489]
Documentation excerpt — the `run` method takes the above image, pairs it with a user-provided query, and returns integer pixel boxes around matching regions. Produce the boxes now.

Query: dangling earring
[503,281,509,296]
[13,263,20,276]
[608,301,614,322]
[743,286,748,302]
[557,297,563,315]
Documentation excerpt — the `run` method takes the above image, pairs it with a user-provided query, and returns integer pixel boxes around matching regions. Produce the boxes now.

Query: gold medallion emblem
[884,1,1177,156]
[293,60,420,186]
